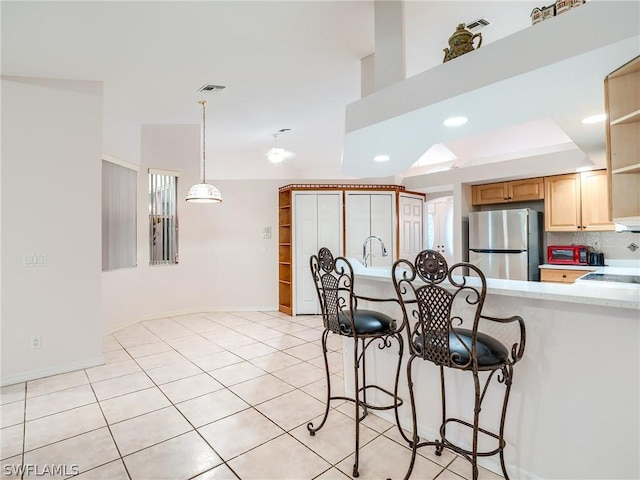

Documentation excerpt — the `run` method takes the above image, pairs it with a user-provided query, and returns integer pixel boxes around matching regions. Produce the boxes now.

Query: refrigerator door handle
[469,249,526,254]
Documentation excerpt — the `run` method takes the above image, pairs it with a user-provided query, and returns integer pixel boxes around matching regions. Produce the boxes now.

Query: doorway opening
[425,196,454,265]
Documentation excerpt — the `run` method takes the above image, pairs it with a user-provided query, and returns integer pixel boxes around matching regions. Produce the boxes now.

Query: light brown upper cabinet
[544,170,613,232]
[605,56,640,226]
[472,178,544,206]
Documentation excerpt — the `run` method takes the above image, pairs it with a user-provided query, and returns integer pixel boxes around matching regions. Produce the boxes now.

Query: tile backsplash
[546,231,640,261]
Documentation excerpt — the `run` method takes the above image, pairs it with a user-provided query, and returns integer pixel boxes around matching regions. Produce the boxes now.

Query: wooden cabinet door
[544,174,581,231]
[540,268,589,284]
[472,183,508,205]
[509,177,544,202]
[580,170,614,231]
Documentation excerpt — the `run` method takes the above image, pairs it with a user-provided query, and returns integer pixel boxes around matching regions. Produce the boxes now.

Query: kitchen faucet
[362,235,388,267]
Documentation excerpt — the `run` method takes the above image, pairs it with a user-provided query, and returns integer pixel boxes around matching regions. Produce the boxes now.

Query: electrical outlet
[31,336,41,349]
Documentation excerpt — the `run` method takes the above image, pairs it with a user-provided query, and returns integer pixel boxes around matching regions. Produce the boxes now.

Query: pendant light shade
[186,100,222,204]
[186,183,222,203]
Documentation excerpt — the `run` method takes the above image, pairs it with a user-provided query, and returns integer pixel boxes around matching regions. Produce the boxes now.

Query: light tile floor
[0,311,504,480]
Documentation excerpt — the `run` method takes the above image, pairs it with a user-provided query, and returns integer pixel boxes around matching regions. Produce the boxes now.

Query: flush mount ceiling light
[373,154,391,162]
[186,100,222,204]
[267,129,292,164]
[443,116,468,127]
[581,113,607,124]
[267,147,286,164]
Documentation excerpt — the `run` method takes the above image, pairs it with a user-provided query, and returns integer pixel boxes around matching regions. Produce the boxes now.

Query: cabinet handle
[562,274,567,278]
[503,197,508,201]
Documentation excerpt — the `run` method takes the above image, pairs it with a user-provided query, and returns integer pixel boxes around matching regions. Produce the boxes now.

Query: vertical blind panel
[102,160,137,271]
[149,172,178,265]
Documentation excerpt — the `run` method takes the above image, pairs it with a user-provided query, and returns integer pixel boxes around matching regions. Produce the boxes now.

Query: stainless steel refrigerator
[468,209,542,281]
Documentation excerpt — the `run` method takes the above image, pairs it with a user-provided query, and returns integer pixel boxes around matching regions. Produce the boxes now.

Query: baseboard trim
[1,355,104,387]
[104,306,280,335]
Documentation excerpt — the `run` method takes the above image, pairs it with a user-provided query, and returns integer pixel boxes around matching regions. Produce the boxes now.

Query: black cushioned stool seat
[339,310,396,335]
[414,328,508,367]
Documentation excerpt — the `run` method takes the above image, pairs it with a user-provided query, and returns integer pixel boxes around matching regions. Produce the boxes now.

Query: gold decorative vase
[443,23,482,63]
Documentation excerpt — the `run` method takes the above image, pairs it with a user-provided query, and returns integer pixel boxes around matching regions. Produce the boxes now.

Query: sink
[577,273,640,284]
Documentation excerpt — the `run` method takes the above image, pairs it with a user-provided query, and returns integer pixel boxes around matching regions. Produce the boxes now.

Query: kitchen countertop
[540,259,640,272]
[539,264,598,271]
[349,258,640,310]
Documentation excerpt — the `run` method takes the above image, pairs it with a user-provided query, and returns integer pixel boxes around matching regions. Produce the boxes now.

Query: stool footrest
[437,417,506,458]
[328,384,403,412]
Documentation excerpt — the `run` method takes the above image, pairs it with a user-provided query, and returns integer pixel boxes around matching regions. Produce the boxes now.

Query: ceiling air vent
[198,84,226,93]
[466,18,491,31]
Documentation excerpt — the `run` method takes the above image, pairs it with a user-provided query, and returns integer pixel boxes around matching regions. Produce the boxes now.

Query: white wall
[101,124,300,333]
[101,125,395,334]
[547,230,640,263]
[102,125,209,332]
[1,76,103,386]
[101,176,284,334]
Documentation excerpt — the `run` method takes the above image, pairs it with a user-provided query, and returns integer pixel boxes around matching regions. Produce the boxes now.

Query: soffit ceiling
[2,1,637,181]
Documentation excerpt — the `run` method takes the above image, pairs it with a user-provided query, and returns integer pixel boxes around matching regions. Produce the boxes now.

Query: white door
[294,193,342,315]
[345,193,394,267]
[399,194,424,261]
[426,197,454,265]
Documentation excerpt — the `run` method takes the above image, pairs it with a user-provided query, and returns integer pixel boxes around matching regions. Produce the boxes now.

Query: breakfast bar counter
[348,259,640,310]
[343,261,639,480]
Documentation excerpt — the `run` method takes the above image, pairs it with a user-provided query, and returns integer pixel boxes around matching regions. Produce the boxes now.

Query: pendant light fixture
[186,100,222,203]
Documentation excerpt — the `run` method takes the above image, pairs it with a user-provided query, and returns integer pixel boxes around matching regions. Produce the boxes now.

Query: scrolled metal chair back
[310,247,355,335]
[393,250,487,368]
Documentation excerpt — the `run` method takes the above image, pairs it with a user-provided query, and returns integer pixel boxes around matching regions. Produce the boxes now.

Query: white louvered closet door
[369,194,394,267]
[294,193,342,315]
[345,193,394,268]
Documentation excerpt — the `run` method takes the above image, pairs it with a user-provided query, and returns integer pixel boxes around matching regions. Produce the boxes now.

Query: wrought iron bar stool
[392,250,526,480]
[308,247,406,477]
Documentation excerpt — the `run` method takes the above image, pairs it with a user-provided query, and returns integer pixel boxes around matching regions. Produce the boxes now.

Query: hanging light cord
[199,100,206,183]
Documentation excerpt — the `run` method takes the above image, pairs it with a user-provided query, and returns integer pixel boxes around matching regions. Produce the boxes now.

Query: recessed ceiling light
[443,116,468,127]
[581,113,607,124]
[373,154,391,162]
